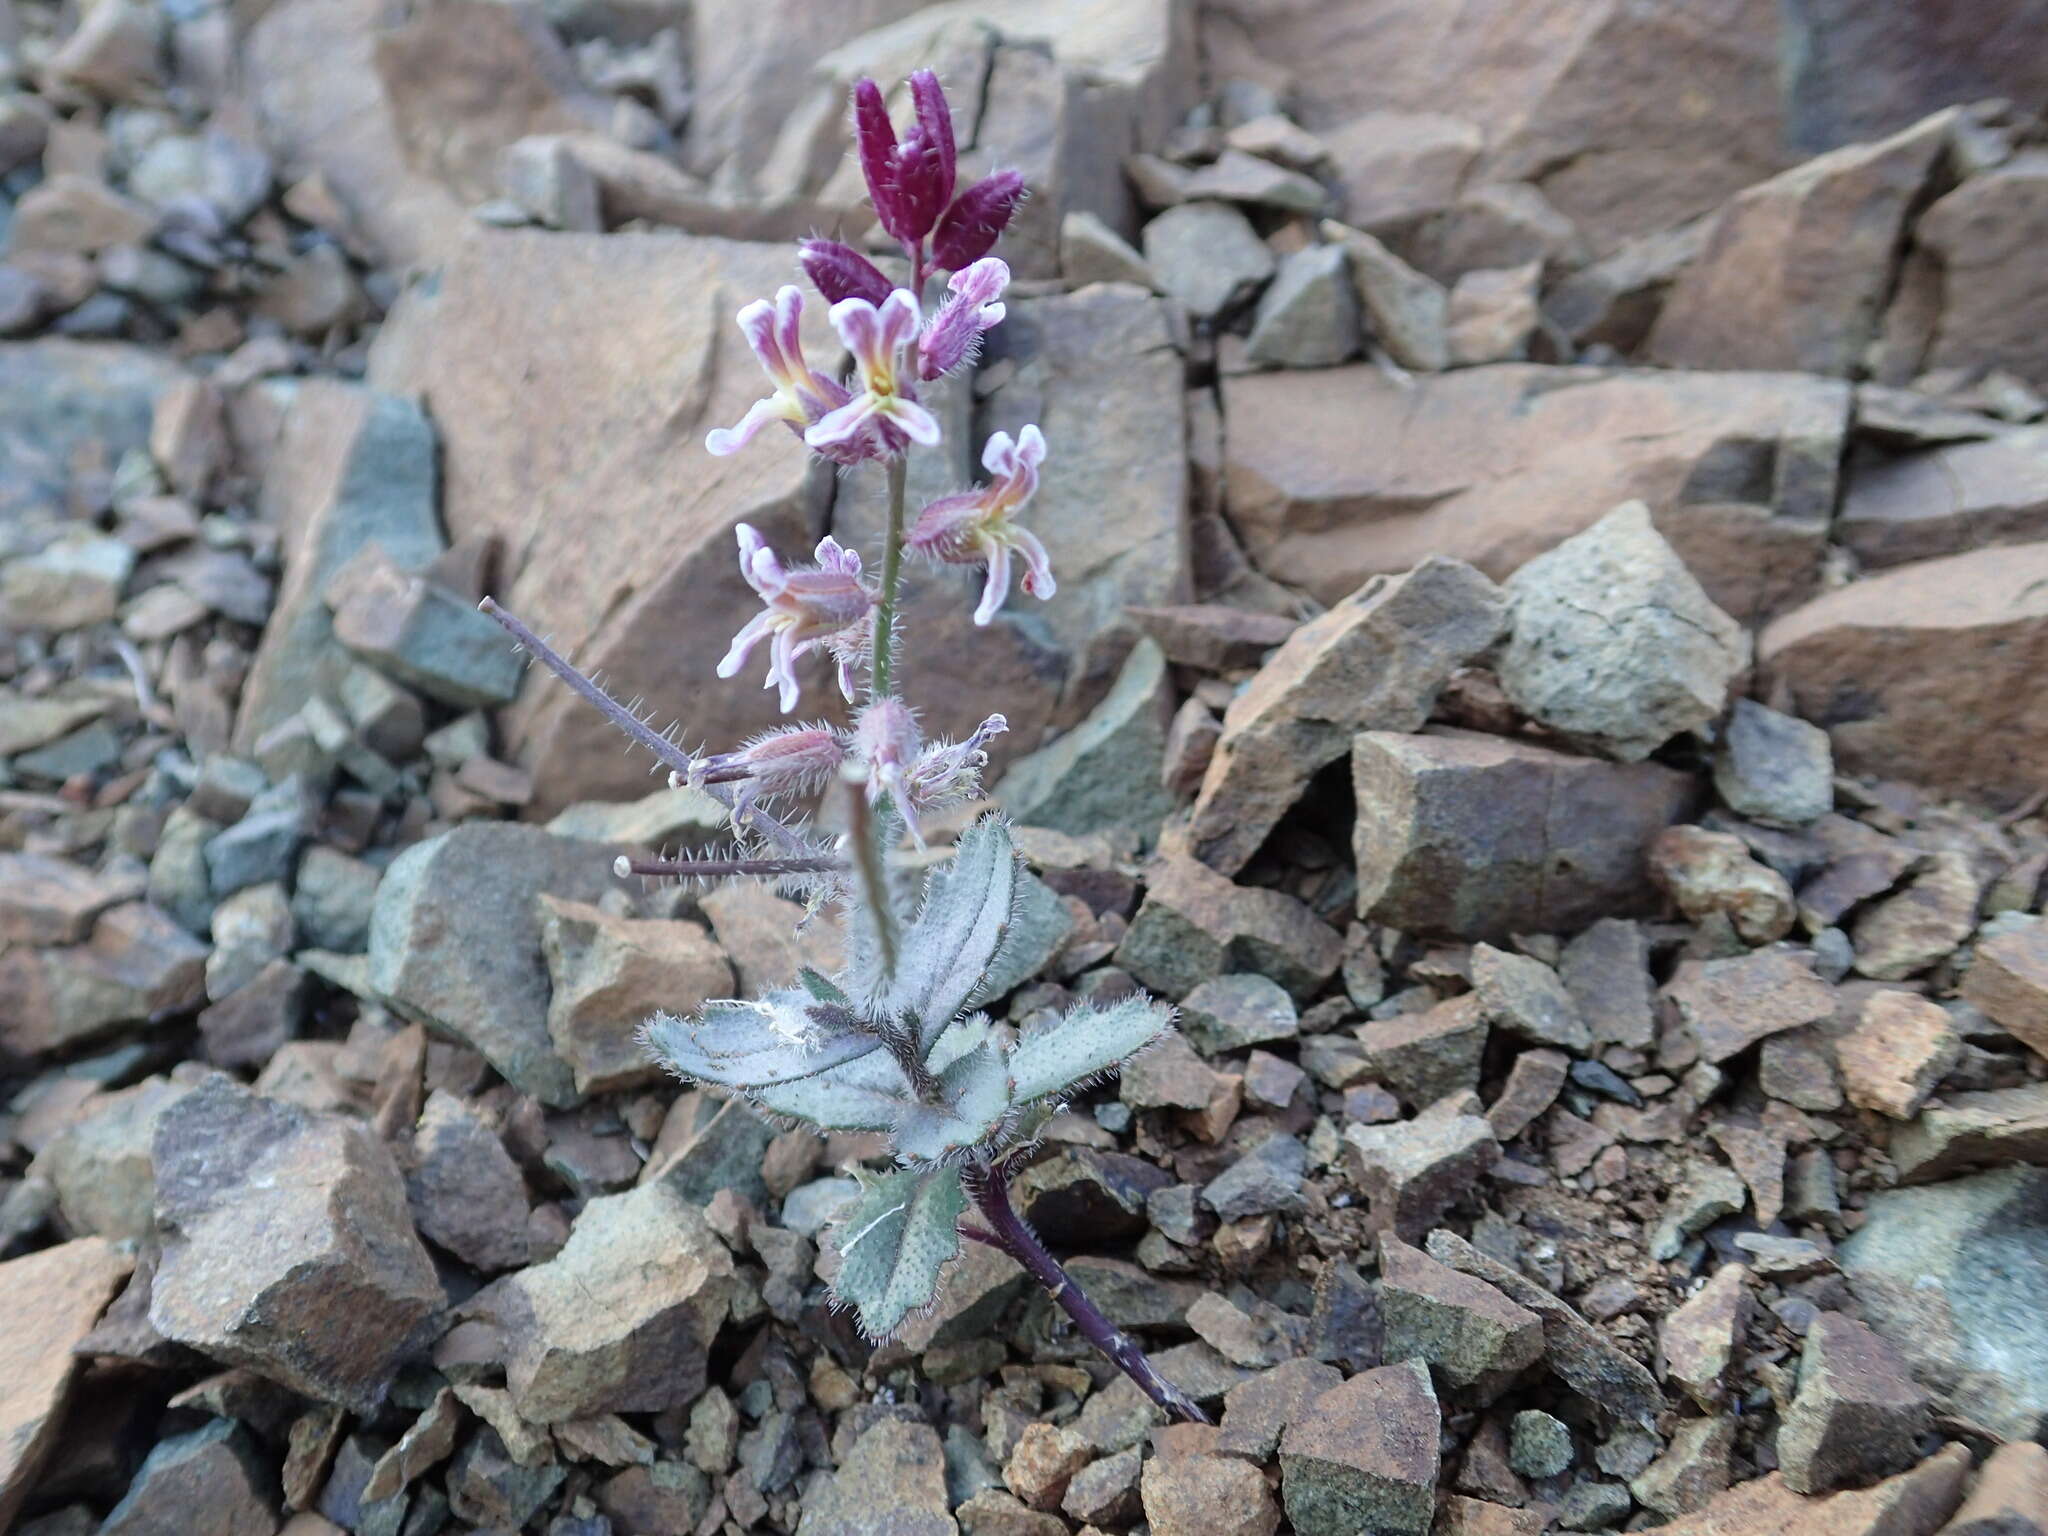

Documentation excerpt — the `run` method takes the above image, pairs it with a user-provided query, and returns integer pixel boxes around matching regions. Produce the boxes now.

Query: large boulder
[1220,363,1848,624]
[1904,150,2048,390]
[368,229,835,814]
[1759,540,2048,810]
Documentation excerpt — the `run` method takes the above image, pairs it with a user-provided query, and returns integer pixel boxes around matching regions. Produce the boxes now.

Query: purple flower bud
[902,69,957,214]
[852,78,913,242]
[799,239,894,307]
[930,169,1025,272]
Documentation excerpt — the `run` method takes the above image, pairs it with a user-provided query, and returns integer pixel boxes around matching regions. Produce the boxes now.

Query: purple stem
[960,1162,1211,1425]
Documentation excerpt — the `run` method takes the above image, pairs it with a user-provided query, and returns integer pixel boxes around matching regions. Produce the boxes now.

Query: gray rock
[779,1176,858,1238]
[1218,1356,1345,1462]
[206,881,294,1001]
[1499,501,1751,762]
[203,777,313,897]
[1777,1311,1931,1494]
[406,1090,531,1274]
[1840,1166,2048,1442]
[1202,1132,1306,1221]
[1560,918,1655,1049]
[1379,1232,1543,1401]
[796,1419,953,1536]
[999,636,1174,837]
[1509,1410,1573,1478]
[1247,243,1360,368]
[1191,557,1505,877]
[368,822,626,1106]
[1630,1414,1733,1517]
[489,1176,733,1422]
[330,551,525,709]
[447,1427,566,1528]
[1279,1359,1440,1536]
[1359,995,1488,1108]
[1659,1263,1751,1408]
[1324,219,1448,371]
[198,958,307,1070]
[0,900,210,1058]
[30,1074,193,1244]
[1343,1099,1499,1242]
[292,845,381,953]
[1469,943,1590,1053]
[644,1089,775,1208]
[1143,201,1275,321]
[1649,1164,1749,1261]
[1116,851,1342,1000]
[0,341,185,519]
[100,1419,275,1536]
[1181,972,1298,1054]
[149,1077,446,1413]
[234,383,442,751]
[1715,698,1833,825]
[1061,210,1154,289]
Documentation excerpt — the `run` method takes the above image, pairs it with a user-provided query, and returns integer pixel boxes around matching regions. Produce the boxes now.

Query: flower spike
[907,425,1055,624]
[806,290,941,454]
[719,525,878,713]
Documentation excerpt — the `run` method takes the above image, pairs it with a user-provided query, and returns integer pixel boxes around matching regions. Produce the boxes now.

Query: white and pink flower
[706,287,850,458]
[718,525,876,713]
[805,290,942,455]
[906,424,1055,625]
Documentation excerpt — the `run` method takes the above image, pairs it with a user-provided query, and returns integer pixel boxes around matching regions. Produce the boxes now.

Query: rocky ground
[3,2,2048,1535]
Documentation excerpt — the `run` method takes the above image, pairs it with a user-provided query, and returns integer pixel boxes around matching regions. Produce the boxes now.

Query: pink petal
[706,396,781,457]
[1014,527,1056,600]
[771,286,805,373]
[876,289,922,355]
[974,543,1013,626]
[805,394,879,449]
[888,396,943,447]
[736,298,786,377]
[828,298,886,373]
[718,609,775,678]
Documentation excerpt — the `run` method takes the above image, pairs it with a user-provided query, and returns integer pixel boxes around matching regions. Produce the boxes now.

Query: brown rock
[1633,1415,1737,1517]
[1486,1048,1569,1143]
[1647,111,1955,375]
[1188,558,1504,874]
[0,901,209,1059]
[1960,920,2048,1059]
[1129,603,1298,673]
[1850,853,1981,980]
[538,897,733,1096]
[1711,1122,1789,1227]
[1837,992,1962,1119]
[4,174,156,257]
[1116,850,1342,1000]
[1379,1232,1543,1400]
[1353,728,1699,941]
[1004,1421,1091,1512]
[1470,945,1589,1053]
[1938,1439,2047,1536]
[1759,541,2048,810]
[1446,262,1540,366]
[0,851,126,945]
[1217,1357,1345,1463]
[30,1074,192,1244]
[1661,949,1836,1065]
[1651,826,1799,944]
[1343,1099,1500,1242]
[1641,1443,1969,1536]
[1142,1449,1281,1536]
[1279,1359,1440,1536]
[1912,151,2048,389]
[1361,994,1489,1109]
[0,1237,133,1529]
[405,1089,531,1273]
[1890,1084,2048,1184]
[1778,1312,1932,1495]
[1659,1263,1751,1408]
[1222,364,1848,624]
[149,1077,446,1412]
[1839,428,2048,570]
[1322,111,1482,234]
[1544,218,1712,352]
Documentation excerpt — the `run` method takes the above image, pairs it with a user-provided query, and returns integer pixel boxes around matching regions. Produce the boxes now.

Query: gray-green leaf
[893,1038,1013,1162]
[887,816,1019,1054]
[644,994,880,1089]
[830,1162,967,1339]
[1008,995,1177,1104]
[753,1046,911,1129]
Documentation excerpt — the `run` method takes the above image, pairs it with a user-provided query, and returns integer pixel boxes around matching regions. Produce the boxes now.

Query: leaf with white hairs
[830,1162,967,1339]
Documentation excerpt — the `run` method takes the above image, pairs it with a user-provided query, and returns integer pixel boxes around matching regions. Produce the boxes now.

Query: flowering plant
[483,71,1204,1423]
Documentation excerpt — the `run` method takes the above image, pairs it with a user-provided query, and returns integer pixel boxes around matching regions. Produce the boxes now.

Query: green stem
[871,454,909,700]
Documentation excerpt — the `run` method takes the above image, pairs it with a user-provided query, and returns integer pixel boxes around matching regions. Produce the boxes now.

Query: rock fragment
[1144,202,1274,321]
[1938,1440,2047,1536]
[798,1419,953,1536]
[1837,992,1961,1119]
[997,637,1174,838]
[1850,853,1981,980]
[1890,1084,2048,1183]
[1217,1357,1344,1463]
[1360,994,1489,1108]
[1343,1100,1499,1241]
[1116,851,1341,999]
[1650,826,1799,944]
[1279,1359,1440,1536]
[99,1419,276,1536]
[1246,244,1359,368]
[1631,1414,1734,1517]
[1777,1312,1932,1494]
[1379,1233,1544,1400]
[1960,919,2048,1059]
[1659,1264,1751,1408]
[405,1090,531,1273]
[1634,1445,1970,1536]
[1715,698,1834,825]
[1661,949,1835,1064]
[1470,944,1590,1052]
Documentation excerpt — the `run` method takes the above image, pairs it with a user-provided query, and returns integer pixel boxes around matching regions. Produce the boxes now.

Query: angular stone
[1221,363,1848,625]
[406,1089,531,1273]
[1759,541,2048,810]
[1839,428,2048,571]
[1840,1166,2048,1441]
[1470,944,1589,1052]
[1353,728,1698,941]
[1850,853,1981,980]
[1343,1100,1499,1242]
[1360,994,1488,1108]
[5,175,156,258]
[1379,1232,1543,1400]
[1061,210,1154,288]
[1716,698,1835,826]
[233,382,442,751]
[1500,501,1749,761]
[1189,557,1504,875]
[1960,920,2048,1059]
[798,1419,953,1536]
[1561,918,1656,1049]
[1279,1359,1440,1536]
[1011,1149,1171,1248]
[1425,1228,1664,1426]
[1180,972,1297,1055]
[1938,1440,2047,1536]
[1652,825,1799,944]
[998,636,1174,837]
[895,1239,1028,1355]
[0,340,185,517]
[1447,262,1540,366]
[1004,1421,1090,1512]
[1632,1414,1734,1517]
[150,1077,445,1412]
[1838,991,1961,1119]
[1324,219,1448,371]
[488,1176,732,1422]
[1144,202,1273,321]
[1143,1449,1280,1536]
[1544,218,1712,352]
[1891,1085,2048,1184]
[1913,151,2048,389]
[642,1090,774,1207]
[99,1419,275,1536]
[1650,1163,1750,1260]
[1322,111,1482,234]
[1779,1312,1932,1494]
[0,853,127,946]
[1660,1263,1751,1408]
[0,901,209,1058]
[1062,1444,1141,1527]
[1485,1048,1569,1144]
[369,822,627,1106]
[1647,112,1954,375]
[538,896,733,1096]
[329,549,524,709]
[1202,1133,1306,1221]
[1246,243,1359,369]
[1217,1357,1344,1463]
[1636,1444,1970,1536]
[0,1237,133,1530]
[1116,850,1341,999]
[31,1074,192,1244]
[1662,949,1836,1064]
[0,531,135,631]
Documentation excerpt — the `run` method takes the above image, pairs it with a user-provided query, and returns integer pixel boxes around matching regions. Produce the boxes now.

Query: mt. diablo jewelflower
[851,70,1022,283]
[692,723,849,818]
[806,289,941,454]
[719,525,877,712]
[705,286,848,458]
[919,257,1008,381]
[854,696,923,843]
[908,424,1055,625]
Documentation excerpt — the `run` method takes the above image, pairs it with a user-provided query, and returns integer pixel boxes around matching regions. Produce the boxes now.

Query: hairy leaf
[887,816,1019,1054]
[831,1162,967,1340]
[798,967,850,1006]
[894,1038,1012,1161]
[754,1046,911,1129]
[644,994,880,1090]
[1008,996,1176,1104]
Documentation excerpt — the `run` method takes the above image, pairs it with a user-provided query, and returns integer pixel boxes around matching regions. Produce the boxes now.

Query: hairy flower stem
[615,854,846,880]
[960,1162,1212,1426]
[870,455,910,701]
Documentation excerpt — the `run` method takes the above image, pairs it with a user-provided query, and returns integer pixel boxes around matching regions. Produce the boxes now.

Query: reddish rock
[1651,826,1798,944]
[1353,728,1699,941]
[1911,150,2048,389]
[1661,949,1836,1065]
[0,851,127,945]
[0,901,209,1058]
[1777,1313,1932,1495]
[1221,364,1847,625]
[1938,1439,2047,1536]
[1759,541,2048,810]
[1640,1444,1969,1536]
[1646,111,1954,375]
[1839,428,2048,570]
[1378,1232,1543,1400]
[1279,1359,1440,1536]
[1837,992,1961,1118]
[1961,920,2048,1059]
[1659,1263,1751,1408]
